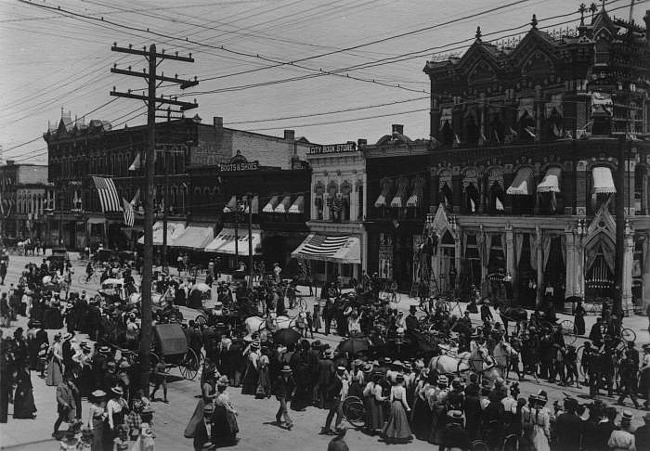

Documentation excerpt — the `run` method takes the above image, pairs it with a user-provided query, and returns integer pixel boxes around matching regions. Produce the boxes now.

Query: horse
[428,345,501,382]
[245,315,296,335]
[493,340,519,380]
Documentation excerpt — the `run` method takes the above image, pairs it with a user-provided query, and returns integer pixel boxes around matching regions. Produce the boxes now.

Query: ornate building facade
[424,7,650,311]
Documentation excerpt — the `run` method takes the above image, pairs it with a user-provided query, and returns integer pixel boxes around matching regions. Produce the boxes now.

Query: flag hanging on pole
[122,198,135,227]
[128,152,142,171]
[92,176,121,212]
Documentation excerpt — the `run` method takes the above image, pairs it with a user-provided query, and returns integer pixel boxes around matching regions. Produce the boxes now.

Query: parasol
[191,283,211,293]
[273,328,302,347]
[338,337,370,355]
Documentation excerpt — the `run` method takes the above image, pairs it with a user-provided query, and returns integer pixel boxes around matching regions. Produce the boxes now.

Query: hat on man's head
[98,346,111,354]
[643,411,650,422]
[383,357,392,365]
[447,410,464,421]
[437,375,449,386]
[281,365,293,375]
[111,386,124,396]
[91,390,106,399]
[409,305,417,313]
[337,366,346,372]
[621,410,634,426]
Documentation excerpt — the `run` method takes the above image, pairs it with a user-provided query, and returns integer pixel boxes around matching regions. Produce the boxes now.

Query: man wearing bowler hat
[274,365,295,429]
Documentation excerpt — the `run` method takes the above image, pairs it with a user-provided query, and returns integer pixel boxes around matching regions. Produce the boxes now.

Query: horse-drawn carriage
[151,323,201,380]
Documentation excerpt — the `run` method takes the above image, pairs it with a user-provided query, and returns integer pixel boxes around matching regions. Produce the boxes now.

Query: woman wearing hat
[608,411,636,451]
[241,340,261,395]
[382,373,412,443]
[13,364,37,419]
[439,410,472,451]
[87,390,107,451]
[210,376,239,447]
[46,332,64,387]
[527,390,551,451]
[106,385,129,449]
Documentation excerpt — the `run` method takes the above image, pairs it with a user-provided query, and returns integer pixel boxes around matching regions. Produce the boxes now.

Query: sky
[0,0,647,165]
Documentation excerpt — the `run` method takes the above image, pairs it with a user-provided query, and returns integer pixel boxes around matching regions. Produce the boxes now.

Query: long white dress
[531,407,551,451]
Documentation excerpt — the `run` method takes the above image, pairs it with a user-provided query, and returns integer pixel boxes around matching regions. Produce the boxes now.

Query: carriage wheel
[341,396,365,428]
[179,348,199,380]
[621,328,636,343]
[559,319,577,345]
[195,315,207,327]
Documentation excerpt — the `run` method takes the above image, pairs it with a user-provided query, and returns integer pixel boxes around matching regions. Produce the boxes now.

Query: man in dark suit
[321,366,345,435]
[274,365,295,428]
[53,373,79,437]
[554,398,583,451]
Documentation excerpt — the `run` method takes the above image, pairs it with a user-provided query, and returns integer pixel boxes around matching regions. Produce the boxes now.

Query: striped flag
[122,198,135,227]
[92,176,121,212]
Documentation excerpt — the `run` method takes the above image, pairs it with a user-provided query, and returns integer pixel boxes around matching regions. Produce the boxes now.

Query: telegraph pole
[110,43,198,389]
[614,135,626,319]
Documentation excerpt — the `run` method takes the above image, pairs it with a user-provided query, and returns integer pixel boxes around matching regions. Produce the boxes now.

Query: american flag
[92,176,121,212]
[122,198,135,227]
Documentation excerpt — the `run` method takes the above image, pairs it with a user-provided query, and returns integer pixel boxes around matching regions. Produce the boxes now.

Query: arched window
[313,182,325,220]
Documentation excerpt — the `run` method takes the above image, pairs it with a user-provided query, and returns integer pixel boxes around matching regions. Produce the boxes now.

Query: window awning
[223,195,237,213]
[205,228,262,256]
[244,195,259,214]
[374,179,393,208]
[537,167,561,193]
[274,196,292,213]
[262,196,279,213]
[138,221,185,245]
[592,167,616,194]
[288,195,305,214]
[291,234,361,264]
[169,223,214,250]
[406,193,419,207]
[391,179,410,208]
[507,167,535,196]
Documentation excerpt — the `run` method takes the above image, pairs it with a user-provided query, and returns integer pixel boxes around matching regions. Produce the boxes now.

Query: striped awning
[288,196,304,214]
[507,167,535,196]
[291,234,361,264]
[244,195,259,214]
[205,228,261,256]
[274,196,292,213]
[374,178,393,208]
[223,195,237,213]
[537,167,561,193]
[262,196,279,213]
[592,167,616,194]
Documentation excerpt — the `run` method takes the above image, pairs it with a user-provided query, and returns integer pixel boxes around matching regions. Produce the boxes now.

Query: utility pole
[248,194,253,283]
[110,43,198,390]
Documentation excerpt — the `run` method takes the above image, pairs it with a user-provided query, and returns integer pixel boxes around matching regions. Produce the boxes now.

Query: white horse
[429,345,501,382]
[245,315,297,335]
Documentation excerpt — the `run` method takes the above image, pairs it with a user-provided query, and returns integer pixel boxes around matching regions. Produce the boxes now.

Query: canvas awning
[262,196,279,213]
[291,234,361,264]
[537,167,561,193]
[507,167,535,196]
[138,220,185,245]
[374,178,393,208]
[223,195,237,213]
[592,167,616,194]
[244,195,259,214]
[274,196,292,213]
[390,179,410,208]
[205,228,261,256]
[169,223,214,250]
[288,196,305,214]
[406,192,419,207]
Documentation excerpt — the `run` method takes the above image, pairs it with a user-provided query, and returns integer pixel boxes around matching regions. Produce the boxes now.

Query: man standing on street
[53,372,79,437]
[274,365,295,429]
[321,366,346,435]
[554,398,583,451]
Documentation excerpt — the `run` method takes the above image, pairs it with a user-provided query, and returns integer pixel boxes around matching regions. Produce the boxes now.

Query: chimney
[6,160,15,166]
[357,139,367,149]
[284,130,295,141]
[392,124,404,135]
[213,116,223,129]
[645,10,650,42]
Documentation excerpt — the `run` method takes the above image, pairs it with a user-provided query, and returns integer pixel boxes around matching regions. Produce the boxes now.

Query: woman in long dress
[347,361,364,399]
[531,392,551,451]
[46,333,64,387]
[210,376,239,447]
[411,372,432,441]
[106,386,129,450]
[86,390,106,451]
[382,374,412,444]
[255,351,271,399]
[13,366,37,419]
[241,342,260,395]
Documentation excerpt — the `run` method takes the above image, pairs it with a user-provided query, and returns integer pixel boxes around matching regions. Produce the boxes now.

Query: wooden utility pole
[614,136,627,319]
[110,43,198,389]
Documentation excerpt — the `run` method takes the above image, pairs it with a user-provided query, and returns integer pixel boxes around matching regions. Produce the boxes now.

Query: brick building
[423,7,650,311]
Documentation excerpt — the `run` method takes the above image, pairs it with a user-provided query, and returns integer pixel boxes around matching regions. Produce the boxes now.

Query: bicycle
[341,395,365,428]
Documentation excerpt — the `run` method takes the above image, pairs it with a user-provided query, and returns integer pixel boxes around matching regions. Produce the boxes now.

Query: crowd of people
[2,248,650,451]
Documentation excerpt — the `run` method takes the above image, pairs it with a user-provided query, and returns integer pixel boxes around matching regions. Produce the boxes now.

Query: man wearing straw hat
[608,410,636,451]
[274,365,295,429]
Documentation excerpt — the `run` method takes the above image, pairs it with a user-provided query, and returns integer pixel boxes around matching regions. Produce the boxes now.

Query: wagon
[151,323,201,380]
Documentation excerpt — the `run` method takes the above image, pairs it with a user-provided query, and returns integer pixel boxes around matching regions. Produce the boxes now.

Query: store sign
[309,143,356,154]
[218,161,260,172]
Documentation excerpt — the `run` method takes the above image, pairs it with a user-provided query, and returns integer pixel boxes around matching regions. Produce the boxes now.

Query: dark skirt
[382,400,412,443]
[411,396,431,441]
[348,381,363,400]
[210,404,238,446]
[428,404,446,445]
[241,364,258,395]
[13,379,36,419]
[574,315,585,335]
[184,399,209,450]
[365,396,383,432]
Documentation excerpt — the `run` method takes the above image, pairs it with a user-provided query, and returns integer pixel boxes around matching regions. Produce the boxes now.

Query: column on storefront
[564,229,576,299]
[642,233,650,309]
[505,224,515,284]
[574,231,585,299]
[622,223,635,314]
[535,226,543,305]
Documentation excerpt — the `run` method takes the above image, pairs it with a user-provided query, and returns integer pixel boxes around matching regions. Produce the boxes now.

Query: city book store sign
[309,143,356,154]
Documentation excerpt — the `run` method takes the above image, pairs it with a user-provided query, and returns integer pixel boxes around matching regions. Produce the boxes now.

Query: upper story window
[594,39,610,66]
